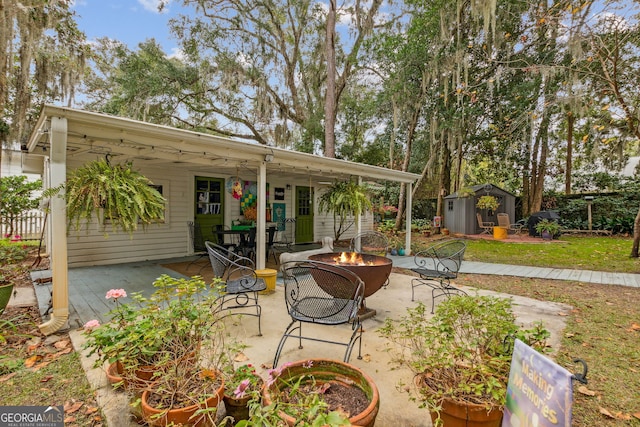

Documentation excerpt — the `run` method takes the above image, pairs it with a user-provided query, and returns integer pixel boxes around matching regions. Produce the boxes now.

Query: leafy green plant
[224,363,264,400]
[0,175,42,236]
[82,275,228,378]
[456,187,475,198]
[412,219,432,233]
[318,180,372,241]
[534,219,562,238]
[376,219,396,233]
[379,295,550,420]
[44,159,166,235]
[243,360,367,427]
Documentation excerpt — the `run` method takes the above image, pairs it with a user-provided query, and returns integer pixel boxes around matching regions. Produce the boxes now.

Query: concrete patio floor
[29,257,572,427]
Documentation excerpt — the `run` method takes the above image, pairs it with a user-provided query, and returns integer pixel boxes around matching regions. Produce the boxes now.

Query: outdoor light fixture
[264,152,274,162]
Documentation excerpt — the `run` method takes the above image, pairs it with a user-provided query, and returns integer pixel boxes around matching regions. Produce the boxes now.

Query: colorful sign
[503,339,573,427]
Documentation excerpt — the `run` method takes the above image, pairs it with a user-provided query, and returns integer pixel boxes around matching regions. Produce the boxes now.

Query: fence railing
[1,210,46,241]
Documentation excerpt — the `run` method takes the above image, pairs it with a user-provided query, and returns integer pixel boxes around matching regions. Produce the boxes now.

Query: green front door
[195,177,224,243]
[295,186,314,243]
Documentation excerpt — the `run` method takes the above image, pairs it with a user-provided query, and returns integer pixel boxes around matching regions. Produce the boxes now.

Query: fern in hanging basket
[45,159,166,235]
[476,195,499,211]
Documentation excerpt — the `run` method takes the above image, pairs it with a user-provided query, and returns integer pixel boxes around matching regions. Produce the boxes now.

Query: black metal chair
[349,231,389,256]
[410,239,467,313]
[236,227,257,261]
[266,225,279,264]
[349,230,391,289]
[214,224,238,252]
[187,221,208,272]
[273,260,365,367]
[205,241,266,335]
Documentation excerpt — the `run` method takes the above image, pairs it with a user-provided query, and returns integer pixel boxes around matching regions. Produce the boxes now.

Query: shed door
[295,186,314,243]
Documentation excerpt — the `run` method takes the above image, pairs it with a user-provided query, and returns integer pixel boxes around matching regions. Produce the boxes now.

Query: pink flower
[234,379,251,399]
[105,289,127,300]
[303,360,313,369]
[83,319,101,330]
[10,235,21,242]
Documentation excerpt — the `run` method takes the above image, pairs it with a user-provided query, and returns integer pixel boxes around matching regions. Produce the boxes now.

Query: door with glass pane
[195,177,224,243]
[295,186,313,243]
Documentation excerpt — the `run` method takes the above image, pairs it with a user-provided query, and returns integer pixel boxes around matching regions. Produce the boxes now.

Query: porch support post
[39,116,69,335]
[256,161,267,269]
[355,176,363,235]
[405,181,413,255]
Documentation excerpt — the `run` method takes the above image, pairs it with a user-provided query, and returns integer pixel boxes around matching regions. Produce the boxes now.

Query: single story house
[25,105,420,334]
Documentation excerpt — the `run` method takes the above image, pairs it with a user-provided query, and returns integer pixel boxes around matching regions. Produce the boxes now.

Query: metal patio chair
[214,224,238,252]
[205,241,266,335]
[187,221,208,272]
[476,212,494,235]
[410,239,467,313]
[349,230,391,289]
[349,231,389,256]
[273,260,365,367]
[497,213,526,235]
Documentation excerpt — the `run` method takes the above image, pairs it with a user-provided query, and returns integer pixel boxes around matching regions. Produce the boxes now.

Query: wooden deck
[32,242,324,328]
[33,257,198,329]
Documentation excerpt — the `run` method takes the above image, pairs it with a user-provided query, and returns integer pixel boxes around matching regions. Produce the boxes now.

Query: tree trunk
[565,110,574,195]
[395,95,422,231]
[632,206,640,257]
[324,0,337,158]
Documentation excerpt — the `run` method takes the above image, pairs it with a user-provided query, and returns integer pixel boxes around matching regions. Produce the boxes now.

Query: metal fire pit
[308,252,392,319]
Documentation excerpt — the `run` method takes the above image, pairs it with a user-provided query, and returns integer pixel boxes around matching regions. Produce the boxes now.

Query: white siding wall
[313,187,374,244]
[63,161,376,267]
[66,161,191,267]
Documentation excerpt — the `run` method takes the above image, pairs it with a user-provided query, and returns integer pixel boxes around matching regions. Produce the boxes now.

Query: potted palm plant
[318,180,372,241]
[379,295,550,427]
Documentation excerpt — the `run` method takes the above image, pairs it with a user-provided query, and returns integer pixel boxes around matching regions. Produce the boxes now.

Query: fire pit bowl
[308,252,392,299]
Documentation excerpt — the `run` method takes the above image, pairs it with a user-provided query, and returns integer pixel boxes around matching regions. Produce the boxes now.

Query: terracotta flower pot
[106,361,124,389]
[141,369,224,426]
[262,359,379,427]
[223,393,256,424]
[223,377,263,424]
[430,398,503,427]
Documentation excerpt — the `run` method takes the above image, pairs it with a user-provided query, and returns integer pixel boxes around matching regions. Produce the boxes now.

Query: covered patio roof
[26,105,420,334]
[26,106,419,184]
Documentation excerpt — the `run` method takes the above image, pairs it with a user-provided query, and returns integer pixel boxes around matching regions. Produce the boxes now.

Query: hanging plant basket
[44,159,166,235]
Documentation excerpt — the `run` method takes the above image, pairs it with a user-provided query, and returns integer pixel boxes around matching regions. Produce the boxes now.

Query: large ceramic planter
[262,359,380,427]
[141,369,224,426]
[0,282,14,314]
[430,398,503,427]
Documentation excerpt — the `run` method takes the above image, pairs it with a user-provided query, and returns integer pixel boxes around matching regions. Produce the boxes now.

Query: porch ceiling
[27,105,420,185]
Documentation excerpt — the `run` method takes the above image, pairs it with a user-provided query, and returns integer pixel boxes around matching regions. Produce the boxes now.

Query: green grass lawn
[463,236,640,273]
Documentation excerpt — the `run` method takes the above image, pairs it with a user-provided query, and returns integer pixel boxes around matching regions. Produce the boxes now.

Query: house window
[103,182,168,224]
[448,200,454,211]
